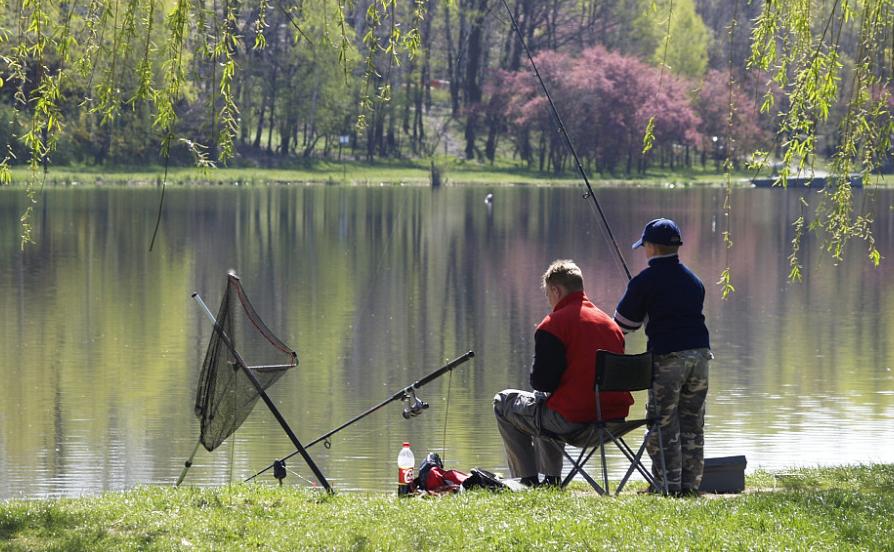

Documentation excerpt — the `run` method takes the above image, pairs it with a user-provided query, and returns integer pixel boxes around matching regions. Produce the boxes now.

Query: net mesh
[194,273,297,452]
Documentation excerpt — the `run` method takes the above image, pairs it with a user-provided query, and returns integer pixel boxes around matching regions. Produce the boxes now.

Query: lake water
[1,184,893,498]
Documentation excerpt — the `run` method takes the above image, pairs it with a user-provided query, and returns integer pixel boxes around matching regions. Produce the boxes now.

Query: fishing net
[194,273,297,452]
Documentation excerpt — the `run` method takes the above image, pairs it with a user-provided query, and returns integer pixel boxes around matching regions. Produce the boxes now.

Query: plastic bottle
[397,442,415,497]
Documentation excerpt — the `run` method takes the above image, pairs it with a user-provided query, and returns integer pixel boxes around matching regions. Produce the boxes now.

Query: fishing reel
[401,388,429,419]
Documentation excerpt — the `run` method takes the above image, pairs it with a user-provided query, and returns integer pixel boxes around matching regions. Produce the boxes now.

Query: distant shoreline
[7,162,891,189]
[5,161,764,189]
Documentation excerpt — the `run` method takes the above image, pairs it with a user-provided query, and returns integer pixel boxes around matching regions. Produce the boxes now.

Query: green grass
[6,158,754,188]
[2,464,892,551]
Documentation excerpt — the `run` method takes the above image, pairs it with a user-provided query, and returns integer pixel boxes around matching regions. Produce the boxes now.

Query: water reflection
[1,185,892,498]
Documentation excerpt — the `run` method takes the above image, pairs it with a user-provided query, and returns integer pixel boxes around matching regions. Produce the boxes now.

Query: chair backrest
[595,350,654,392]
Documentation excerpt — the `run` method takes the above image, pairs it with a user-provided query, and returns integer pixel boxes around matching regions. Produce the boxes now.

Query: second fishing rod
[499,0,631,282]
[245,350,476,483]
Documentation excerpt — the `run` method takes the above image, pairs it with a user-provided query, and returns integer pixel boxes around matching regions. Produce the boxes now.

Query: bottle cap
[403,442,410,447]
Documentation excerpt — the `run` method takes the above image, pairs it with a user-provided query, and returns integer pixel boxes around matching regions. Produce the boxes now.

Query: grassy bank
[2,465,892,551]
[7,159,752,188]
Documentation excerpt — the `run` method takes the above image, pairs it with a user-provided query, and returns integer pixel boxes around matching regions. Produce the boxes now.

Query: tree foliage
[695,69,768,168]
[654,0,710,79]
[0,0,891,276]
[497,46,702,174]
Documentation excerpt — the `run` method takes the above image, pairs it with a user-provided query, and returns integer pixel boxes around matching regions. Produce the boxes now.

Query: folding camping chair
[557,350,668,495]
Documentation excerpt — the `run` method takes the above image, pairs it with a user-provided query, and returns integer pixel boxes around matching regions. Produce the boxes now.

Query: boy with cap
[613,218,712,496]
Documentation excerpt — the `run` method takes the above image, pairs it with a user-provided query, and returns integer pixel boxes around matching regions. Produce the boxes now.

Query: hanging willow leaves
[641,0,672,155]
[215,0,239,165]
[718,3,739,297]
[357,1,390,131]
[749,0,891,273]
[788,198,809,282]
[15,0,71,248]
[716,266,735,299]
[254,0,269,49]
[147,0,189,252]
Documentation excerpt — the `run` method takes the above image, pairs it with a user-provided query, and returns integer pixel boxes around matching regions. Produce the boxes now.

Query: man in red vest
[494,259,632,487]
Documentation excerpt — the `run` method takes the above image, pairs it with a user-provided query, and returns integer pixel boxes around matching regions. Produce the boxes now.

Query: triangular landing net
[194,274,294,452]
[176,272,330,491]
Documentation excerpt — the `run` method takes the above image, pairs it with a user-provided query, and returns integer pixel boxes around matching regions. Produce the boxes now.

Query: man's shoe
[540,475,561,487]
[519,476,539,488]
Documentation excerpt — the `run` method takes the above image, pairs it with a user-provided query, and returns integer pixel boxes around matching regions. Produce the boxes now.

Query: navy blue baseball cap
[632,218,683,249]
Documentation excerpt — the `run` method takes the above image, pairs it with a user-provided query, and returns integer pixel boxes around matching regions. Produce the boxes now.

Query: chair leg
[598,428,609,494]
[561,447,607,494]
[615,437,652,494]
[560,446,588,486]
[575,461,608,494]
[613,434,656,486]
[598,429,655,495]
[560,459,577,488]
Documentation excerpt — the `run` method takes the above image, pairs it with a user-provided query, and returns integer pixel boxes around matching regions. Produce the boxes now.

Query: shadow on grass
[0,506,97,550]
[0,516,23,541]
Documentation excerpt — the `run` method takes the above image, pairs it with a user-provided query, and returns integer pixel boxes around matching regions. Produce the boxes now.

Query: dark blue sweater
[614,254,710,354]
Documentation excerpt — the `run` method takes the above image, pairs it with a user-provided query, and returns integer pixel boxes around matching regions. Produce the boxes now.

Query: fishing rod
[499,0,632,281]
[245,349,476,483]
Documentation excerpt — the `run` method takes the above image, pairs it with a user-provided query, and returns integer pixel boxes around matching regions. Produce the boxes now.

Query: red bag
[423,466,469,493]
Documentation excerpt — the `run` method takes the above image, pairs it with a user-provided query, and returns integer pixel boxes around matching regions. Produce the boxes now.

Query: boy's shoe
[638,485,674,496]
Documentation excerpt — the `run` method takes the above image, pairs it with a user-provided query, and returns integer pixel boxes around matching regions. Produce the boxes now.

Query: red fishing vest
[541,292,633,422]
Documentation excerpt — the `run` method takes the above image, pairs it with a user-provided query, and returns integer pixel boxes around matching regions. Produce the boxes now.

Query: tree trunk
[422,0,435,112]
[444,1,461,116]
[385,103,397,157]
[402,62,413,141]
[266,64,278,153]
[280,116,293,157]
[463,0,489,160]
[302,81,320,156]
[520,129,532,166]
[253,88,267,149]
[485,117,497,163]
[414,76,425,154]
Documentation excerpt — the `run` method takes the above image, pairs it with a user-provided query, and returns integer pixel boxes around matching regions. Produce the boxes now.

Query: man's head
[632,218,683,255]
[542,259,584,307]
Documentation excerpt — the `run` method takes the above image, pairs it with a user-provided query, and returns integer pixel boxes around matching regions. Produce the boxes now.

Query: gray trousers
[493,389,587,478]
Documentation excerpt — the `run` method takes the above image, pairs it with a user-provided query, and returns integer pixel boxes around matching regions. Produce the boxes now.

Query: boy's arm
[614,278,646,334]
[530,329,566,392]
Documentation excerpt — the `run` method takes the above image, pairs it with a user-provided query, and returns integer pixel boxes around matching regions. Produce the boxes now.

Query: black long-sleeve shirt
[614,254,710,354]
[530,329,566,392]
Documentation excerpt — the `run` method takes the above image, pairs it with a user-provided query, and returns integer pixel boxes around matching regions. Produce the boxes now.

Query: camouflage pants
[646,348,711,492]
